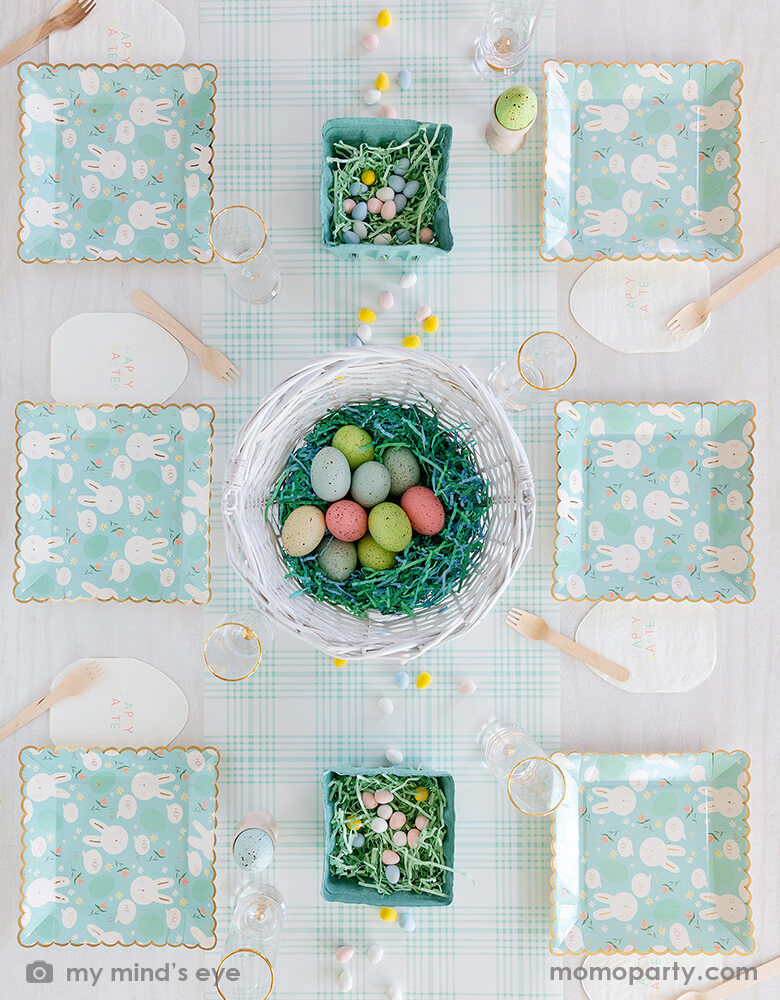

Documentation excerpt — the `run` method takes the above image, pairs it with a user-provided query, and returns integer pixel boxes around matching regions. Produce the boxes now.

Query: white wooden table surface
[0,1,777,997]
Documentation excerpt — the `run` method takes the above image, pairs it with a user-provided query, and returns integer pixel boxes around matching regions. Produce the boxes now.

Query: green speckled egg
[351,461,391,508]
[368,502,412,552]
[316,537,358,581]
[381,446,421,495]
[332,425,375,470]
[357,535,397,571]
[494,85,538,130]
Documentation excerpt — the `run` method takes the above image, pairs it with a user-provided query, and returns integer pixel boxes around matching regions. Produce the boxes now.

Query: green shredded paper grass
[328,773,450,898]
[268,399,492,616]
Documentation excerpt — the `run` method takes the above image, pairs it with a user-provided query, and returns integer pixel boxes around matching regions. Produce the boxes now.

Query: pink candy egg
[380,200,396,221]
[415,815,428,831]
[379,290,394,310]
[379,104,398,118]
[392,829,407,847]
[343,198,356,214]
[458,679,477,695]
[326,500,368,542]
[382,849,400,864]
[362,790,378,809]
[416,305,432,323]
[360,33,379,50]
[407,828,420,849]
[419,227,434,243]
[375,789,393,804]
[388,811,406,830]
[336,945,354,963]
[367,197,383,214]
[400,486,445,536]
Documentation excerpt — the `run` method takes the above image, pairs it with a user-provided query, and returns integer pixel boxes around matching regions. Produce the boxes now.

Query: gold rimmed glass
[216,884,285,1000]
[488,331,576,411]
[204,609,275,682]
[209,205,281,304]
[480,720,565,816]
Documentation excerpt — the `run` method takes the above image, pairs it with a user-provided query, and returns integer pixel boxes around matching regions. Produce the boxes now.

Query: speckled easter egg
[281,505,326,556]
[401,486,445,535]
[368,502,413,552]
[310,447,351,502]
[332,425,375,470]
[326,500,368,542]
[357,535,397,571]
[316,537,358,582]
[351,461,391,508]
[494,85,538,130]
[381,446,421,495]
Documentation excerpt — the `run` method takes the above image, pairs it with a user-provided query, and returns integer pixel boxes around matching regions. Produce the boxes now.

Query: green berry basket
[321,766,456,907]
[320,117,454,263]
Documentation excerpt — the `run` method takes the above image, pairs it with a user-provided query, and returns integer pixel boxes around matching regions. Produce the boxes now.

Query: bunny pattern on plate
[14,402,214,603]
[541,61,742,261]
[549,751,753,955]
[18,64,216,263]
[19,747,219,948]
[553,400,754,602]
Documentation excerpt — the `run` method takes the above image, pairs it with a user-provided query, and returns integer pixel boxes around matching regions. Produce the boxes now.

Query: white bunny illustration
[127,200,172,230]
[595,544,641,574]
[689,206,736,237]
[85,244,124,261]
[130,875,175,905]
[186,749,206,771]
[185,173,201,198]
[596,439,641,469]
[20,430,66,460]
[24,93,70,124]
[182,480,209,517]
[126,431,170,460]
[124,536,168,566]
[630,153,676,189]
[26,772,71,802]
[83,819,129,855]
[643,490,689,526]
[131,771,175,800]
[26,876,70,908]
[648,404,685,422]
[82,144,127,180]
[691,100,737,131]
[593,892,638,922]
[592,785,636,816]
[78,68,100,95]
[190,926,216,949]
[638,836,686,873]
[185,142,213,173]
[583,208,628,237]
[699,892,747,923]
[184,582,210,603]
[188,819,215,856]
[80,750,101,770]
[23,196,68,229]
[697,785,744,818]
[81,581,119,599]
[129,96,173,126]
[78,479,124,514]
[19,535,64,565]
[637,63,674,84]
[701,545,749,575]
[87,924,125,944]
[702,439,750,469]
[584,104,630,133]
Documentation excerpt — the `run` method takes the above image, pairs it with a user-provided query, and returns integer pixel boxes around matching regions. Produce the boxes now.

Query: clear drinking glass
[203,609,276,682]
[473,0,546,80]
[216,884,286,1000]
[488,331,576,411]
[480,719,565,815]
[209,206,281,304]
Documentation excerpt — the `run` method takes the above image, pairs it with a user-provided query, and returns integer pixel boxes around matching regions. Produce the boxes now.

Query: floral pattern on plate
[18,63,216,263]
[553,401,755,603]
[19,746,219,948]
[541,61,742,261]
[550,751,753,956]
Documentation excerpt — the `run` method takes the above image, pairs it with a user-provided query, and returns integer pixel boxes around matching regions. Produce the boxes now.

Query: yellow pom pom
[416,671,432,689]
[361,169,376,185]
[358,307,376,324]
[402,334,421,349]
[334,658,347,669]
[376,8,392,27]
[379,907,398,922]
[422,315,439,334]
[375,72,390,92]
[413,786,429,802]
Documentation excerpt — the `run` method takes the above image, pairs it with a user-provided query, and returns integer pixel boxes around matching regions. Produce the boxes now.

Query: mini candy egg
[388,175,405,193]
[334,658,347,668]
[413,786,429,802]
[357,308,376,325]
[316,538,358,582]
[367,944,384,963]
[399,914,415,933]
[388,988,403,1000]
[376,8,391,27]
[362,169,376,185]
[379,290,394,309]
[415,815,429,830]
[377,696,394,715]
[458,679,477,694]
[400,272,417,288]
[352,201,368,222]
[332,424,375,470]
[368,502,412,552]
[423,314,439,333]
[377,804,393,820]
[392,829,407,847]
[375,789,394,804]
[350,180,368,196]
[394,194,407,211]
[385,864,400,884]
[371,816,388,833]
[394,158,410,175]
[361,33,379,50]
[382,849,400,865]
[397,69,412,90]
[353,221,368,240]
[402,334,420,349]
[395,227,410,242]
[386,748,404,765]
[406,828,420,849]
[380,201,396,221]
[376,187,395,202]
[379,907,397,922]
[351,460,391,508]
[343,198,356,213]
[362,790,378,809]
[375,72,390,91]
[357,535,396,571]
[379,105,398,118]
[338,971,353,993]
[326,500,368,542]
[403,180,419,198]
[311,446,351,501]
[367,198,383,214]
[389,811,406,829]
[281,505,326,556]
[374,233,392,244]
[416,305,432,322]
[348,333,363,347]
[352,833,365,847]
[343,231,360,244]
[419,227,434,243]
[357,323,372,343]
[401,485,445,535]
[416,672,432,690]
[336,945,354,964]
[364,88,381,106]
[394,670,410,690]
[382,446,421,495]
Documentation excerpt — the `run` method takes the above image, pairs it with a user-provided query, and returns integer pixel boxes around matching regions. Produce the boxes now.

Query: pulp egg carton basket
[320,766,456,907]
[221,346,536,662]
[320,117,454,262]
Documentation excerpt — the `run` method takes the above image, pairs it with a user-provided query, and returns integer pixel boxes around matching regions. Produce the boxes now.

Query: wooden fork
[0,660,103,742]
[132,290,241,386]
[667,244,780,337]
[505,609,630,683]
[0,0,96,69]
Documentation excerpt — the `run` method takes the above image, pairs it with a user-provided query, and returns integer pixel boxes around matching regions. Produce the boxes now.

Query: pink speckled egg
[326,500,368,542]
[343,198,356,214]
[367,197,383,214]
[380,200,396,221]
[400,486,445,536]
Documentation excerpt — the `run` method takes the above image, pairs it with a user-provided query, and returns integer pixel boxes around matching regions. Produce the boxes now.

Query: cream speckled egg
[281,506,326,556]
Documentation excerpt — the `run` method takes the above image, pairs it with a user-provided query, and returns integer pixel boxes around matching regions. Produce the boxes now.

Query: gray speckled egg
[310,447,351,502]
[316,537,358,582]
[351,461,391,508]
[381,447,421,495]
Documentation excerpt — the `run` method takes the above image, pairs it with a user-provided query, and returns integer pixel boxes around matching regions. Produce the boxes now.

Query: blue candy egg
[397,69,412,91]
[343,230,360,244]
[394,158,410,175]
[395,228,411,244]
[394,670,409,690]
[399,913,416,932]
[352,833,365,848]
[394,194,407,211]
[403,180,419,198]
[349,181,368,196]
[385,864,400,884]
[352,201,368,222]
[388,175,405,192]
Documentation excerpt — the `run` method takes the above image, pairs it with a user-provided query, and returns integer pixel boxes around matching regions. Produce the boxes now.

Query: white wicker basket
[222,347,535,662]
